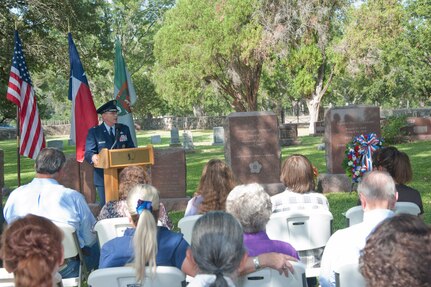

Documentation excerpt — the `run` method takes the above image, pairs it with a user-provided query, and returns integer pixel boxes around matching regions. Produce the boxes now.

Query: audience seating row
[86,262,307,287]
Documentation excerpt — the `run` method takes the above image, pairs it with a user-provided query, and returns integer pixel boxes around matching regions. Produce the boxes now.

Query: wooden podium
[94,145,154,202]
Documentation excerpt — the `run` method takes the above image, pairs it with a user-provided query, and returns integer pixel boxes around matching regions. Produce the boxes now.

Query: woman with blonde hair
[185,159,237,216]
[99,184,194,281]
[0,214,64,287]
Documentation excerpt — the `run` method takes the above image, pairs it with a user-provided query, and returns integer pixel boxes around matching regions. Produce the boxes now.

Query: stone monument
[212,127,224,146]
[151,148,188,211]
[170,126,181,146]
[183,130,194,152]
[150,135,162,144]
[320,105,380,193]
[225,111,281,185]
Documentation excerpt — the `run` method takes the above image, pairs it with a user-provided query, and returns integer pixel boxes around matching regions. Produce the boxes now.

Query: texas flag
[68,33,98,162]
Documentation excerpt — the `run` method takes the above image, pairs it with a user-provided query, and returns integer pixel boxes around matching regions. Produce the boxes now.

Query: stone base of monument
[160,197,190,212]
[317,173,353,194]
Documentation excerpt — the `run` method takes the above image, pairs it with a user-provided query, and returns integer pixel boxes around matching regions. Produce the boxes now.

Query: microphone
[110,124,120,149]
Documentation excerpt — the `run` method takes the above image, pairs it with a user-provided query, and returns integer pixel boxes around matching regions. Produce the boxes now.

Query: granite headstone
[225,111,281,184]
[279,124,298,146]
[170,126,181,146]
[325,105,381,174]
[212,127,224,146]
[151,135,162,144]
[183,131,194,151]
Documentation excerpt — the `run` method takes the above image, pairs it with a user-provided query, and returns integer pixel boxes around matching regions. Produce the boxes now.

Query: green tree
[154,0,264,112]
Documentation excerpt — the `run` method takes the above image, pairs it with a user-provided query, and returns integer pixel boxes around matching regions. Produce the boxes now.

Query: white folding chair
[266,209,333,278]
[87,266,185,287]
[178,215,202,244]
[344,206,363,227]
[239,261,307,287]
[0,268,14,287]
[0,268,63,287]
[334,263,366,287]
[93,217,133,248]
[394,202,421,215]
[54,222,87,287]
[344,202,421,227]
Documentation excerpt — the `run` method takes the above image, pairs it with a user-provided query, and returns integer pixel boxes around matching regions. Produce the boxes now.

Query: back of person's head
[358,171,396,209]
[118,166,150,199]
[372,146,413,184]
[127,184,160,282]
[0,214,64,287]
[360,214,431,287]
[35,148,66,175]
[197,159,237,213]
[280,154,315,193]
[190,211,246,287]
[226,183,271,233]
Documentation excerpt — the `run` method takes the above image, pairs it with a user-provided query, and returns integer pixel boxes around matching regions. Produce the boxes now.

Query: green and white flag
[114,38,137,146]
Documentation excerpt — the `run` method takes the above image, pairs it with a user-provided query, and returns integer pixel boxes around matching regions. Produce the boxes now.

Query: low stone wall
[136,116,226,130]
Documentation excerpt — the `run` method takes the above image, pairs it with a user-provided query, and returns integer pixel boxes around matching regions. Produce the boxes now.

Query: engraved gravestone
[279,124,298,146]
[57,154,96,203]
[150,135,162,144]
[183,130,194,151]
[170,126,181,146]
[325,106,380,174]
[151,148,186,198]
[212,127,224,145]
[406,117,431,141]
[225,112,281,184]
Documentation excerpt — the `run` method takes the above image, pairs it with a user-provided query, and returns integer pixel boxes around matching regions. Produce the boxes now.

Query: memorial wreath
[343,133,384,183]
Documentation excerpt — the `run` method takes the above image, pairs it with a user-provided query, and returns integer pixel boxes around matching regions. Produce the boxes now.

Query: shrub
[381,115,408,144]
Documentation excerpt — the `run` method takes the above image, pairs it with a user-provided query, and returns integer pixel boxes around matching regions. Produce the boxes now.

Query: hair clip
[136,199,152,215]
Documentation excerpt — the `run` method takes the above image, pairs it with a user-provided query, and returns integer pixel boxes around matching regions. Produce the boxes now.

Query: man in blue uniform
[85,100,135,206]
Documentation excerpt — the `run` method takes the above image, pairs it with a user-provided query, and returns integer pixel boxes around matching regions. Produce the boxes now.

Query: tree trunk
[306,97,320,135]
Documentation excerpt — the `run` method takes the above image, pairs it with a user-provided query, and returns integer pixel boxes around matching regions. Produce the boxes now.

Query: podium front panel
[109,148,153,168]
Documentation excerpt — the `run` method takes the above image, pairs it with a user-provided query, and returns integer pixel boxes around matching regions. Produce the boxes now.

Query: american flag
[6,31,46,160]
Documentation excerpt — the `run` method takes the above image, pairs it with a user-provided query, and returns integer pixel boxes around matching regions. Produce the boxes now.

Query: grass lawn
[1,130,430,232]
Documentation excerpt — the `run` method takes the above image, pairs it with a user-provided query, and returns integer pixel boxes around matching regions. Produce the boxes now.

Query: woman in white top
[271,154,329,213]
[271,154,329,286]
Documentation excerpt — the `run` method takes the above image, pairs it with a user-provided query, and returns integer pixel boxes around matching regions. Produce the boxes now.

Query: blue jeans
[59,243,100,278]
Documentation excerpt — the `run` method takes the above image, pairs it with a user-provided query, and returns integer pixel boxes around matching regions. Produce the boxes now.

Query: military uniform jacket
[84,123,135,186]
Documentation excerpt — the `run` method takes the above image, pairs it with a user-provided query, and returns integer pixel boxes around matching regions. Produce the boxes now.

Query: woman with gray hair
[187,211,247,287]
[226,183,299,259]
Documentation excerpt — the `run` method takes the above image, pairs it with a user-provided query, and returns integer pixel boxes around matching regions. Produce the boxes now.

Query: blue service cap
[96,100,119,114]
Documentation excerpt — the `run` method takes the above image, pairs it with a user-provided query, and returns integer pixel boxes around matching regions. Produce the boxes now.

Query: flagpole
[14,24,21,187]
[16,106,21,187]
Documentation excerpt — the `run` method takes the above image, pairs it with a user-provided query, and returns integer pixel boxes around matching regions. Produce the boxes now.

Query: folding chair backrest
[87,266,185,287]
[266,209,333,251]
[344,206,364,227]
[0,268,14,287]
[54,222,86,287]
[345,202,420,227]
[334,263,366,287]
[394,202,421,215]
[94,217,132,248]
[239,261,306,287]
[178,215,202,244]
